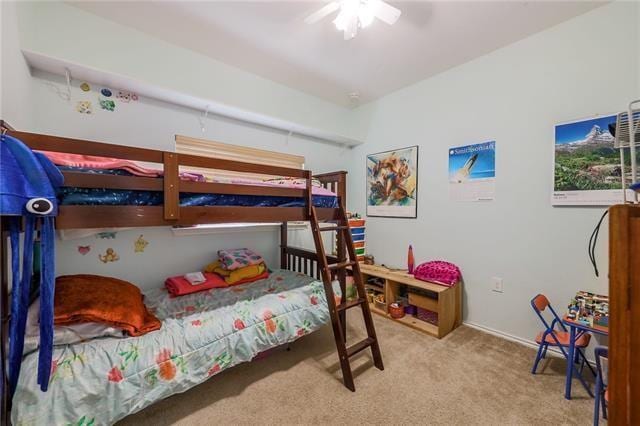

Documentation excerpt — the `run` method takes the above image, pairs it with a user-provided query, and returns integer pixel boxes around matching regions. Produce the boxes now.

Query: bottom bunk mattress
[13,269,338,426]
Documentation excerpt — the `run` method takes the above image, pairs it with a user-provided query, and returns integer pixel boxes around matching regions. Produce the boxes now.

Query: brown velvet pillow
[54,274,161,336]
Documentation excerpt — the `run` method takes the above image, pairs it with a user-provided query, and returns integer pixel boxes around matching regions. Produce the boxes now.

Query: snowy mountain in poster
[555,124,615,153]
[554,115,627,191]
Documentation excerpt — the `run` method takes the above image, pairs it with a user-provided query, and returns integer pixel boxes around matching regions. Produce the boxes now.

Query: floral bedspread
[12,270,337,426]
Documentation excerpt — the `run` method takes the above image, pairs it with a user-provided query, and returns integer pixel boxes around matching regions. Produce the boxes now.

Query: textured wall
[348,2,638,345]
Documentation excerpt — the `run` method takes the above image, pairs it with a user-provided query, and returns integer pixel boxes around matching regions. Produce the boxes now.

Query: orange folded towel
[54,275,161,337]
[204,261,267,285]
[165,272,228,297]
[227,270,270,286]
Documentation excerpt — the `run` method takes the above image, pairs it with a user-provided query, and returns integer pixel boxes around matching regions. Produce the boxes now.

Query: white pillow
[23,298,124,354]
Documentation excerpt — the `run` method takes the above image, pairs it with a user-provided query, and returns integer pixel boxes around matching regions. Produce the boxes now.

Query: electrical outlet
[492,277,504,293]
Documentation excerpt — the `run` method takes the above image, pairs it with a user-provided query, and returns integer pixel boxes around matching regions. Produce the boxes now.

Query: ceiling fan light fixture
[307,0,401,40]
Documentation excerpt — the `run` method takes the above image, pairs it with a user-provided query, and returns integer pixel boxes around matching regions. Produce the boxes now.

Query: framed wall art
[366,145,418,218]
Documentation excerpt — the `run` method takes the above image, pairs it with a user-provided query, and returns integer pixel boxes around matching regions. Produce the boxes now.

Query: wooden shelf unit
[358,264,462,339]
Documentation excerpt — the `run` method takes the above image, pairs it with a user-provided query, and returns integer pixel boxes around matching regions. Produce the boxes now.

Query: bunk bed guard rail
[2,128,347,229]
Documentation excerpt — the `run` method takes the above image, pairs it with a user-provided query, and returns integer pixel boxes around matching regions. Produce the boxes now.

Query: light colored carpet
[118,313,596,425]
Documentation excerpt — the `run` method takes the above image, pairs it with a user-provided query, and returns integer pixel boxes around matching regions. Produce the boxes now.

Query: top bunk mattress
[56,166,338,208]
[13,269,338,426]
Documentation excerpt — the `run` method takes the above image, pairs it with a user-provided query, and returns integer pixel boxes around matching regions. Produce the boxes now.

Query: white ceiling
[70,1,605,107]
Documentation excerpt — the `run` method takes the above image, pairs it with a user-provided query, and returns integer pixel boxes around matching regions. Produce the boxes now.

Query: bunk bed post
[336,172,348,341]
[280,221,288,270]
[310,171,349,338]
[336,172,344,342]
[336,213,347,342]
[309,170,349,342]
[1,217,11,426]
[337,174,347,262]
[337,172,347,210]
[163,152,180,220]
[304,170,313,218]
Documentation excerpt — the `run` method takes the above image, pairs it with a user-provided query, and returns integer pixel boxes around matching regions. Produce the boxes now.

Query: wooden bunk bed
[0,122,383,424]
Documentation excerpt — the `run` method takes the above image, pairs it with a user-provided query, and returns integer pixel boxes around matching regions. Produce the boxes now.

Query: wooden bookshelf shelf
[357,264,462,339]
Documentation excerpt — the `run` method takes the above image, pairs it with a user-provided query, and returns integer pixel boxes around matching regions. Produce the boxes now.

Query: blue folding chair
[530,294,595,393]
[593,346,608,425]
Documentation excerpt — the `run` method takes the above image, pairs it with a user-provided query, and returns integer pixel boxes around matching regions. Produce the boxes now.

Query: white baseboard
[463,321,599,367]
[463,321,564,358]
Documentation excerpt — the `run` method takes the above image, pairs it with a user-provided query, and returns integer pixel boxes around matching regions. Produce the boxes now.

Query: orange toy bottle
[408,245,415,274]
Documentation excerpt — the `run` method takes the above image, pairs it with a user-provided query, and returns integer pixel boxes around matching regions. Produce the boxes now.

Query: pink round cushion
[413,261,461,287]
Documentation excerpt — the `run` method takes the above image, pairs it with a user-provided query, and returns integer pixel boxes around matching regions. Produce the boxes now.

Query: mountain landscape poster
[553,114,634,205]
[366,146,418,218]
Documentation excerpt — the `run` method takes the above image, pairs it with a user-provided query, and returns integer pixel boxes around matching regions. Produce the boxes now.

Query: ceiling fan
[304,0,402,40]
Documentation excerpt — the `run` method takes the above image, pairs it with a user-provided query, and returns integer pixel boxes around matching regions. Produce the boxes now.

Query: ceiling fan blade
[370,0,402,25]
[304,2,341,24]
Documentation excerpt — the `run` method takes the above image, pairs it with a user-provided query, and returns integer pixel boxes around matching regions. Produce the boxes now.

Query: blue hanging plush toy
[1,133,63,395]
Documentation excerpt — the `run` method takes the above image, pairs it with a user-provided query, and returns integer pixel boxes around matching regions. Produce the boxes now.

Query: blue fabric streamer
[7,217,34,395]
[37,217,55,392]
[5,218,21,398]
[1,134,62,396]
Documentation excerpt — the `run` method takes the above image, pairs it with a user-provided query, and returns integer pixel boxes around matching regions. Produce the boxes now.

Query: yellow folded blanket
[204,260,229,276]
[204,260,266,284]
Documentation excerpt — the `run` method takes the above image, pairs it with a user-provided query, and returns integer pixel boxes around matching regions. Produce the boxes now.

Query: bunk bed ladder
[309,205,384,391]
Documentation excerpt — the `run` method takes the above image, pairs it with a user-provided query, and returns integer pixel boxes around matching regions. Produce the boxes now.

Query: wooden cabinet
[608,204,640,425]
[357,264,461,339]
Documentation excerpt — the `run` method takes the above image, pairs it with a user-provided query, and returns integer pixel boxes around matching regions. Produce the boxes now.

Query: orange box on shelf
[349,219,365,228]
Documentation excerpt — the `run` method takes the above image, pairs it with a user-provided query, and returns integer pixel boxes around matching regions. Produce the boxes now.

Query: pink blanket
[217,248,265,271]
[42,151,336,195]
[231,177,336,197]
[41,151,204,181]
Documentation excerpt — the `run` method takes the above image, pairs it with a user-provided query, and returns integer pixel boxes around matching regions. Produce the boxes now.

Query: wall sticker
[134,235,149,253]
[96,232,117,239]
[116,91,138,103]
[99,248,120,263]
[99,98,116,112]
[75,101,93,114]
